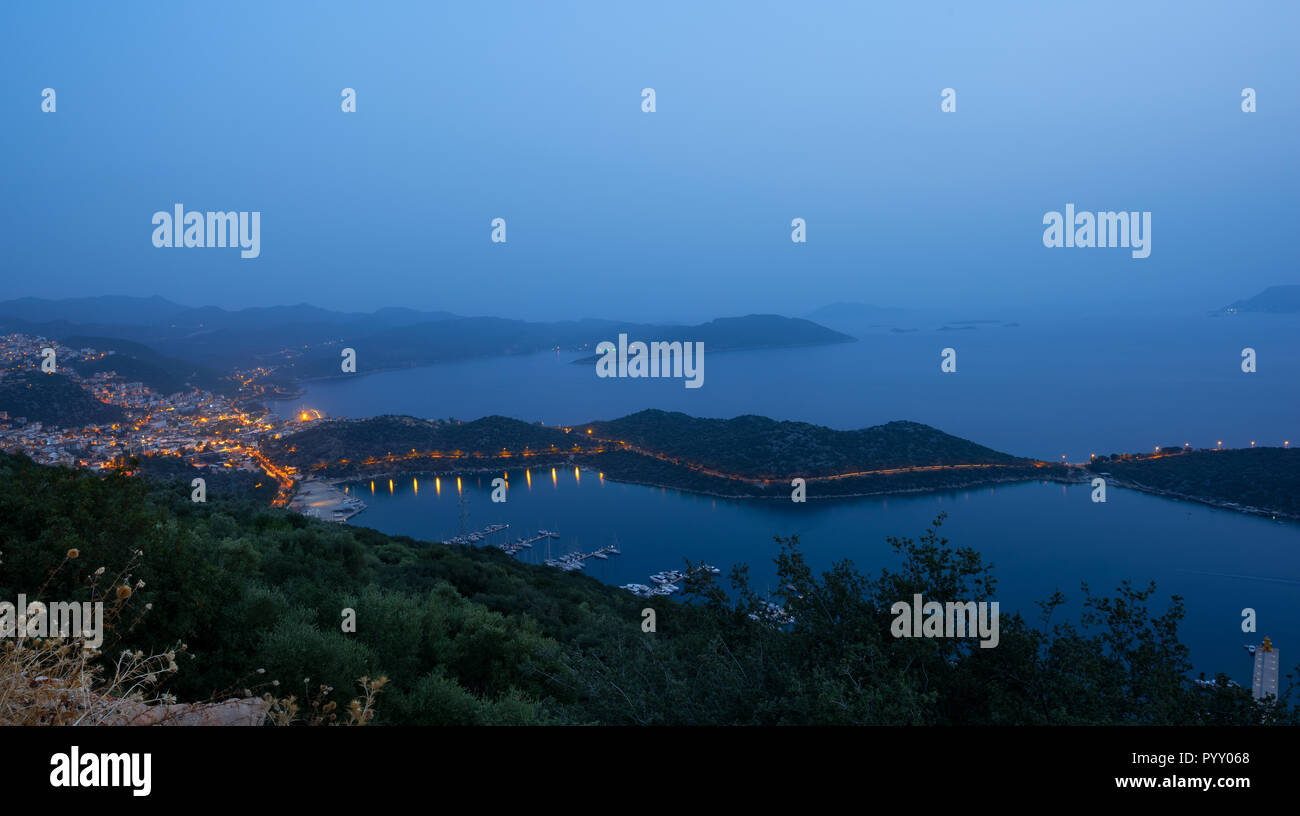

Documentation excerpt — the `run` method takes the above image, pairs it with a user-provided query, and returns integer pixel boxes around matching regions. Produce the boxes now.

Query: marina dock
[445,522,509,546]
[544,542,621,571]
[498,529,559,555]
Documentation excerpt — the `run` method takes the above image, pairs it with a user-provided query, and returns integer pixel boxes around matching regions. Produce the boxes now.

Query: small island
[263,409,1065,500]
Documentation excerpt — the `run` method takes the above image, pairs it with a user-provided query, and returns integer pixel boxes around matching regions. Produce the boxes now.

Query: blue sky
[2,1,1296,321]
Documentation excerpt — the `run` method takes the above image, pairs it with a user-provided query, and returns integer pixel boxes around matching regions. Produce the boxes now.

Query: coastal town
[0,332,313,510]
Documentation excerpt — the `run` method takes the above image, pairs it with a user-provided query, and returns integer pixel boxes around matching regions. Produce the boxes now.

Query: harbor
[621,563,720,598]
[444,522,510,547]
[498,528,559,555]
[442,520,635,574]
[332,469,1300,686]
[544,541,622,571]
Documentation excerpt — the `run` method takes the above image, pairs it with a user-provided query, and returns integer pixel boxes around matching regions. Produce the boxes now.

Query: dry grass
[265,675,389,726]
[1,547,385,726]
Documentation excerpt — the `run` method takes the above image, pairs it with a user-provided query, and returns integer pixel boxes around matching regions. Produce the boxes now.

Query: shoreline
[287,477,367,523]
[1098,476,1300,522]
[308,462,1074,503]
[292,463,1298,524]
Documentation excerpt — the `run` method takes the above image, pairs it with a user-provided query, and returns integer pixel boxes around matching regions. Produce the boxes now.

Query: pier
[498,529,559,555]
[543,542,622,571]
[445,522,509,547]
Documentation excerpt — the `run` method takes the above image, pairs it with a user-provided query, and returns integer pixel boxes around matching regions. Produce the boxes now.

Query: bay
[346,469,1299,685]
[273,314,1300,685]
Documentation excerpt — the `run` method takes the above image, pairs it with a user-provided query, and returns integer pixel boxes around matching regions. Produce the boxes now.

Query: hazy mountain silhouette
[1225,285,1300,313]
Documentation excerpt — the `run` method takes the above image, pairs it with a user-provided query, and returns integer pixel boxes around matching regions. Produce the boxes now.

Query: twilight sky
[2,1,1296,322]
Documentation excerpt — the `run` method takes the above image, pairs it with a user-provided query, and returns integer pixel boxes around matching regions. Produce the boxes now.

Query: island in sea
[261,409,1066,500]
[260,409,1300,520]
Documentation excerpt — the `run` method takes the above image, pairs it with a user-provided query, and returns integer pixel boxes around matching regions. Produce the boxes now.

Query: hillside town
[0,332,307,505]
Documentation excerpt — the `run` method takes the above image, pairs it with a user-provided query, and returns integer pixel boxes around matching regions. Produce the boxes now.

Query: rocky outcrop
[106,697,269,726]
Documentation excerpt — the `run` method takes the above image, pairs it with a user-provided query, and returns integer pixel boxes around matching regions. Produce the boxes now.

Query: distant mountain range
[1224,285,1300,314]
[0,296,855,388]
[0,296,459,331]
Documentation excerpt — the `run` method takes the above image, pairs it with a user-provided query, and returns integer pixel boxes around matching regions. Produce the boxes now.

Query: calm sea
[275,314,1300,683]
[271,314,1300,461]
[342,469,1298,684]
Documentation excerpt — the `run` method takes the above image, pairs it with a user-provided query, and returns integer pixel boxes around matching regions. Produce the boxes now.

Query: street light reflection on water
[341,465,1300,685]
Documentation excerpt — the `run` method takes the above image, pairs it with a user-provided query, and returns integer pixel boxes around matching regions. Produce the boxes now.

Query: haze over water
[273,313,1300,462]
[267,310,1300,686]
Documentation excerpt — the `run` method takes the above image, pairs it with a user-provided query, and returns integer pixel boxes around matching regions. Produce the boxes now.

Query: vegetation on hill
[0,371,125,427]
[575,410,1031,477]
[587,448,1065,498]
[266,410,1049,497]
[264,415,588,467]
[1089,448,1300,518]
[130,453,281,505]
[61,335,234,396]
[0,452,1292,725]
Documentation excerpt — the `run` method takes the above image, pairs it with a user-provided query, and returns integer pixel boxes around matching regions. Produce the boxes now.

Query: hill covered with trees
[574,410,1032,477]
[1089,448,1300,519]
[264,415,588,466]
[62,335,233,397]
[265,410,1051,498]
[0,371,125,427]
[0,452,1291,725]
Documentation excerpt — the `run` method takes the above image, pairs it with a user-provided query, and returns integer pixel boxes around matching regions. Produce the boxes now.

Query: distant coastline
[569,337,857,365]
